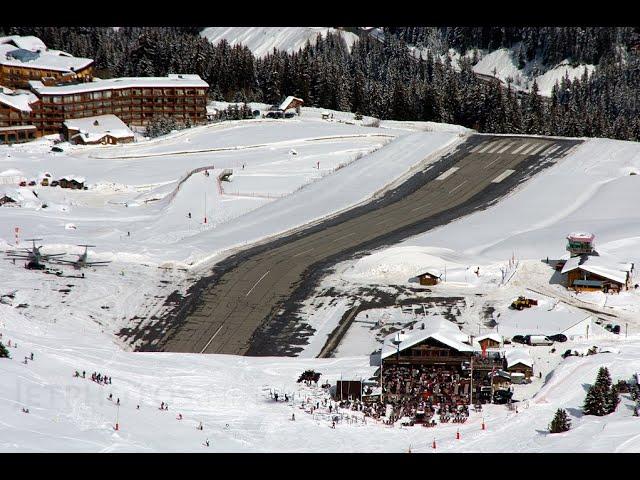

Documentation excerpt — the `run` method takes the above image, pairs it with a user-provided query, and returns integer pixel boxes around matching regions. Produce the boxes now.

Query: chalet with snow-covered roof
[58,175,86,190]
[504,348,533,380]
[416,270,440,286]
[381,322,473,368]
[561,254,633,293]
[63,115,134,145]
[278,95,303,113]
[0,36,93,89]
[475,333,503,350]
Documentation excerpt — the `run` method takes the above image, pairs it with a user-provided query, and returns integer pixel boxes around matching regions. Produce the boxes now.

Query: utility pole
[626,323,628,338]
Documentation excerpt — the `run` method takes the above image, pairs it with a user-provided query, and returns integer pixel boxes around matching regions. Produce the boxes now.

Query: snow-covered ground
[2,299,639,452]
[4,103,640,451]
[200,27,359,58]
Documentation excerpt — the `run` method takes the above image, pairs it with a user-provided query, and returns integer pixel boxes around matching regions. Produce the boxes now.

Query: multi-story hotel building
[0,36,209,144]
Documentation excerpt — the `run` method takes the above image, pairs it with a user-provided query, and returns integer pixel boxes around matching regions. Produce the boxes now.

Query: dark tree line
[3,26,640,141]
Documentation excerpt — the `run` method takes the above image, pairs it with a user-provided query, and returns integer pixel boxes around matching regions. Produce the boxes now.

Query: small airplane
[51,244,111,270]
[5,238,66,270]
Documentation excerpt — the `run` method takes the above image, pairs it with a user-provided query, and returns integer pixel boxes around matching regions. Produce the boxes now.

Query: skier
[331,421,336,429]
[109,393,113,401]
[30,352,34,361]
[137,405,140,410]
[160,402,165,410]
[204,439,210,447]
[274,393,278,402]
[197,422,203,430]
[291,413,295,421]
[177,413,183,420]
[116,398,120,406]
[82,370,86,378]
[188,212,191,219]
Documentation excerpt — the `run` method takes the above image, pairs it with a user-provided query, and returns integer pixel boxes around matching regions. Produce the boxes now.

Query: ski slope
[200,27,359,58]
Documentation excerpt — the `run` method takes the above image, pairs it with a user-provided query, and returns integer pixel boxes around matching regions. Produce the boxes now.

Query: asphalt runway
[144,134,581,356]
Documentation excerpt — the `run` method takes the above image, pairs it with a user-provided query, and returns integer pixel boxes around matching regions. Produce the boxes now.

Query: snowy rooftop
[475,333,503,343]
[64,114,134,141]
[496,307,599,338]
[381,318,473,359]
[504,348,533,368]
[29,74,209,95]
[561,254,632,284]
[0,88,38,112]
[0,41,93,73]
[279,96,303,111]
[567,232,595,243]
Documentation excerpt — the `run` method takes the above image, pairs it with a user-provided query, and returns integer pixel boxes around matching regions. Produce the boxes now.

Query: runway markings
[246,270,270,297]
[520,143,541,155]
[491,169,515,183]
[436,167,459,180]
[542,145,561,156]
[293,248,314,258]
[511,142,530,154]
[487,140,509,153]
[199,324,224,354]
[331,232,356,241]
[529,143,550,155]
[477,142,497,153]
[497,141,517,154]
[484,156,503,169]
[449,180,468,194]
[411,202,432,212]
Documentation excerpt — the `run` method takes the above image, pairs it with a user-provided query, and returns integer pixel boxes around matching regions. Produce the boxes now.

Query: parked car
[50,180,59,187]
[284,111,296,118]
[547,333,568,343]
[605,324,621,334]
[524,335,554,346]
[51,146,64,152]
[19,180,27,187]
[28,180,36,186]
[511,335,526,344]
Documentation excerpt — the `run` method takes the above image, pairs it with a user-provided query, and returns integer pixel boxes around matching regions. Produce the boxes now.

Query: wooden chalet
[278,95,304,113]
[475,333,503,350]
[0,193,16,206]
[504,349,533,380]
[416,270,440,286]
[561,254,633,293]
[63,114,134,145]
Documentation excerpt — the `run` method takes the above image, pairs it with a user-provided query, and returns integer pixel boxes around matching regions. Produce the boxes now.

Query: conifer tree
[583,385,607,416]
[549,408,571,433]
[0,342,10,359]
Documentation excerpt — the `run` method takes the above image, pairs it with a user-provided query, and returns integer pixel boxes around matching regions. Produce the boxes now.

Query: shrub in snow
[549,408,571,433]
[0,342,10,359]
[606,384,620,414]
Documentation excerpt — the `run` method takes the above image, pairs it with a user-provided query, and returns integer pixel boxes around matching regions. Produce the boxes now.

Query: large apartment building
[0,35,209,144]
[0,35,94,89]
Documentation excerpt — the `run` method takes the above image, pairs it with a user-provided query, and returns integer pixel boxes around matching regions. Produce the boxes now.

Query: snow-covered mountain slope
[200,27,359,57]
[471,47,595,96]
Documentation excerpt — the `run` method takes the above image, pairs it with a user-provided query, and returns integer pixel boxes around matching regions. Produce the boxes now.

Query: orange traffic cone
[456,429,460,440]
[432,438,436,449]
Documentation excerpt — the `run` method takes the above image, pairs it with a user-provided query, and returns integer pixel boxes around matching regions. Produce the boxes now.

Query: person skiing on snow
[30,352,34,361]
[291,413,295,421]
[116,398,120,406]
[160,402,165,410]
[109,393,113,401]
[177,413,183,420]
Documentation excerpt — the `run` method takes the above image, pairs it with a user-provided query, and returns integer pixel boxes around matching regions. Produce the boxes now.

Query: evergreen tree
[549,408,571,433]
[0,341,10,359]
[606,383,620,414]
[583,384,607,416]
[595,366,612,392]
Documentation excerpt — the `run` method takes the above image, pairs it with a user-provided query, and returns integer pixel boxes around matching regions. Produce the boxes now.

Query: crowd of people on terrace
[381,365,471,424]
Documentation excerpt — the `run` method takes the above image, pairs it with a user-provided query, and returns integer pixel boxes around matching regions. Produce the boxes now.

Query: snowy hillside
[200,27,359,57]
